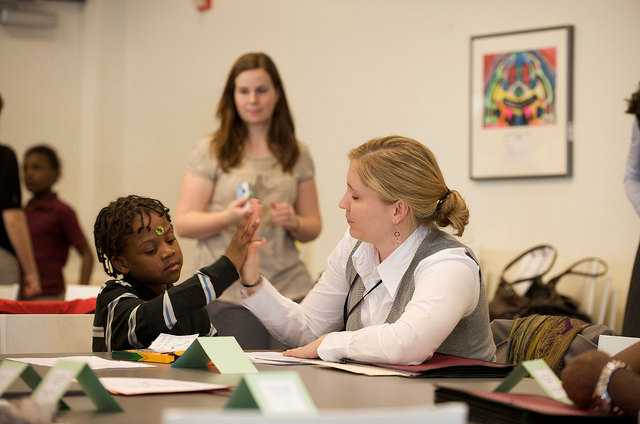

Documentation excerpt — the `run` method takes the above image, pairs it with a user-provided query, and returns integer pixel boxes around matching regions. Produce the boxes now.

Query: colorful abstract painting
[483,48,556,128]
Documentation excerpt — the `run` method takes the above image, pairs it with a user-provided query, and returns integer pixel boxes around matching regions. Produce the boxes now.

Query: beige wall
[1,0,639,331]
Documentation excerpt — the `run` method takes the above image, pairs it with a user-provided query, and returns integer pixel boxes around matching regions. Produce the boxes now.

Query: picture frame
[469,25,574,180]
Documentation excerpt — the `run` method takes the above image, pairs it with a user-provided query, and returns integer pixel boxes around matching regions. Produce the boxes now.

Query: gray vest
[344,228,496,361]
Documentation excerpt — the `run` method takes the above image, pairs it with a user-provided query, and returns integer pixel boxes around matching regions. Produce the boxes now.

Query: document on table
[245,352,407,376]
[7,356,154,369]
[148,333,198,352]
[99,377,230,395]
[314,362,409,377]
[245,351,318,365]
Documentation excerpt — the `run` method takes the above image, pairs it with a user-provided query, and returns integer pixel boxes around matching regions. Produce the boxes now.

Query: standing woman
[176,53,322,349]
[623,81,640,337]
[239,136,496,365]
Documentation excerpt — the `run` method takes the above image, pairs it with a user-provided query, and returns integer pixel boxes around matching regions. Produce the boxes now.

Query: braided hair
[94,195,171,277]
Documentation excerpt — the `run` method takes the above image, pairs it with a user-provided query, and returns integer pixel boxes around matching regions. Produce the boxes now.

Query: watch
[591,359,631,414]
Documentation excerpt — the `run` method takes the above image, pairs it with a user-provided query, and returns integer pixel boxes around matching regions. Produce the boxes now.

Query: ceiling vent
[0,1,58,28]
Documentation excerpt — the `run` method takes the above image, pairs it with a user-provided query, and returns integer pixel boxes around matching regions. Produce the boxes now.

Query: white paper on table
[7,356,154,369]
[148,333,199,352]
[245,351,318,365]
[598,335,640,356]
[245,352,407,376]
[99,377,230,395]
[313,361,410,377]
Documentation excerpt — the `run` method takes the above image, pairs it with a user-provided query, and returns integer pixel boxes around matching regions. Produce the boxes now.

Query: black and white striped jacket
[92,256,238,352]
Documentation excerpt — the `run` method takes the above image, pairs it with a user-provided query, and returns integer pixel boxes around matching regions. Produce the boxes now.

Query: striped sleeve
[92,256,239,352]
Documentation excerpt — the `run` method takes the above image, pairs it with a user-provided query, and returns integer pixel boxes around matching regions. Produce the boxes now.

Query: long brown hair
[212,52,299,172]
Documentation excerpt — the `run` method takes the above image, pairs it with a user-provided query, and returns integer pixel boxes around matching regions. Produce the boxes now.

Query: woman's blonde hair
[349,135,469,236]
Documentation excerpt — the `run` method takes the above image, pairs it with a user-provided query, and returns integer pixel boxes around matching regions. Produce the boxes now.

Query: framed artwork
[469,25,574,179]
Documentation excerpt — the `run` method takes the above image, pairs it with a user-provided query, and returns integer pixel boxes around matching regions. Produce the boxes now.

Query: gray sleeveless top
[344,228,496,361]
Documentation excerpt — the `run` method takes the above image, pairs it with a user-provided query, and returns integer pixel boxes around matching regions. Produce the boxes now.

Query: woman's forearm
[3,209,38,276]
[78,244,94,285]
[175,210,234,239]
[2,209,41,291]
[290,215,322,242]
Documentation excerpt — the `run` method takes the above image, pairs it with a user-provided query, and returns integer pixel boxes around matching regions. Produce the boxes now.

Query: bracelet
[242,276,263,288]
[591,359,631,414]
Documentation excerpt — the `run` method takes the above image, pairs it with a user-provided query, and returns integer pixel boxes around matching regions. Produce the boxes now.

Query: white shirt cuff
[317,331,351,363]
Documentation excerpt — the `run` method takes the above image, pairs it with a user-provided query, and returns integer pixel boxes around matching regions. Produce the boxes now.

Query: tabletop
[0,352,541,424]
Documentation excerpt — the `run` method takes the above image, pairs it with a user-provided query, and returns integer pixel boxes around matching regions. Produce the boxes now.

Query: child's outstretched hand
[240,232,266,293]
[225,199,262,271]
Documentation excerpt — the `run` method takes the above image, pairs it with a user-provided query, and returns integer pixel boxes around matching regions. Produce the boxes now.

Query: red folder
[348,353,514,378]
[435,385,634,423]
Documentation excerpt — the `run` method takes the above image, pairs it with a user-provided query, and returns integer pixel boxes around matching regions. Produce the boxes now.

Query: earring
[394,224,400,245]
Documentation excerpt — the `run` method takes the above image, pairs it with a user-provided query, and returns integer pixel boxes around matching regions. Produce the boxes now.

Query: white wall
[1,0,639,330]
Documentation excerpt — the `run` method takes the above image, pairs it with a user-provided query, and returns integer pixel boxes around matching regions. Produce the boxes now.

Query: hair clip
[155,225,164,235]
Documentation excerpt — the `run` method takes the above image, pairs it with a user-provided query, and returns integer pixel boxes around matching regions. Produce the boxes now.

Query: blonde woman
[239,136,496,365]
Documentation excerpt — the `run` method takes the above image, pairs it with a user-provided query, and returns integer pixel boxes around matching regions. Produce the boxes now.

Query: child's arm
[93,207,262,352]
[93,256,240,352]
[58,204,93,285]
[76,244,94,285]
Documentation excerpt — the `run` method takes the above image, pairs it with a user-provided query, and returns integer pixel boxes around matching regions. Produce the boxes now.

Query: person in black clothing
[0,92,41,298]
[92,195,260,352]
[623,81,640,337]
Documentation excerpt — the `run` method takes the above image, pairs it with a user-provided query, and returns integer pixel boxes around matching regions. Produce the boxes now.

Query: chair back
[0,283,19,300]
[0,313,93,354]
[65,284,101,301]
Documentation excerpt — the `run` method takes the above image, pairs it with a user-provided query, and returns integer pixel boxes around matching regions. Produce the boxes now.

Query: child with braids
[92,195,260,352]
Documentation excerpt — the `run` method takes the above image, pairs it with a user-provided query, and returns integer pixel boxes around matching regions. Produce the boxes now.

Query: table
[1,352,542,423]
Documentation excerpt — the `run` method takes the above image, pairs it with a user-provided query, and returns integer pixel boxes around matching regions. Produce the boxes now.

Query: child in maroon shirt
[23,145,94,299]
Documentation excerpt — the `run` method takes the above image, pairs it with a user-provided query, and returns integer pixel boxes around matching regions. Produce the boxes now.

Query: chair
[0,283,19,300]
[0,313,93,354]
[162,403,468,424]
[64,284,101,301]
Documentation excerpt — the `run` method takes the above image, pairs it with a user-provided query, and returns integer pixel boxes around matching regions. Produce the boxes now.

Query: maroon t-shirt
[25,193,88,295]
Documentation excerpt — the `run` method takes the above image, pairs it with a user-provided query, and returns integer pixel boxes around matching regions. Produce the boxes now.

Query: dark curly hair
[626,81,640,119]
[94,195,171,277]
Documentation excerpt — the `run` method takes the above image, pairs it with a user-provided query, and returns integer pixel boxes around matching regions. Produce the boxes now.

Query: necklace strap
[343,278,383,328]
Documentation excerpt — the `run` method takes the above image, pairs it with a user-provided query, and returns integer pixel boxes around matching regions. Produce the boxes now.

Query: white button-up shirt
[241,225,479,365]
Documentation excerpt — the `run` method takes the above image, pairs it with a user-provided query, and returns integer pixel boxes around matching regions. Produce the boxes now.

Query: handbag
[489,245,607,323]
[489,245,557,320]
[521,257,607,322]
